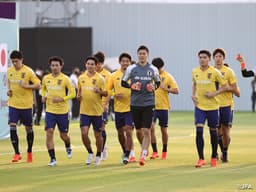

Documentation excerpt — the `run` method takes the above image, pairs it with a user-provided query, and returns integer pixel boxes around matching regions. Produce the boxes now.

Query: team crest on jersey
[57,79,62,85]
[10,74,13,77]
[117,77,120,80]
[147,70,152,77]
[92,79,97,85]
[221,72,225,76]
[207,73,212,79]
[21,73,26,78]
[82,80,85,84]
[47,80,50,83]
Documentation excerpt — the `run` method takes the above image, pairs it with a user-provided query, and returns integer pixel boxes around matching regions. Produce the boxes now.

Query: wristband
[240,62,246,70]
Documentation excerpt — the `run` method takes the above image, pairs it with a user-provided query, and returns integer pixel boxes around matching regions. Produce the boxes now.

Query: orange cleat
[150,152,159,160]
[27,152,33,163]
[211,158,217,167]
[195,159,206,168]
[129,156,136,163]
[139,157,145,166]
[161,152,167,160]
[12,154,22,162]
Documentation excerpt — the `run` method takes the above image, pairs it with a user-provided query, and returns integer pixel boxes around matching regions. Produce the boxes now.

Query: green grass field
[0,111,255,192]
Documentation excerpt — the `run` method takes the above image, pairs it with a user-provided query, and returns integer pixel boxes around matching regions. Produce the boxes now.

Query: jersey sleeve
[29,70,41,85]
[167,74,178,89]
[107,74,114,94]
[152,66,160,82]
[40,76,47,97]
[228,69,237,85]
[122,65,132,82]
[63,77,76,101]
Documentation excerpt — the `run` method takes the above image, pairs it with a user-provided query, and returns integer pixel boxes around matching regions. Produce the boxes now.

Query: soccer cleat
[195,159,206,168]
[221,152,228,163]
[102,146,108,161]
[122,157,129,165]
[211,158,217,167]
[150,152,159,160]
[139,157,145,166]
[128,156,136,163]
[161,152,167,160]
[86,153,94,165]
[12,154,22,162]
[66,148,72,159]
[27,152,33,163]
[48,159,57,167]
[95,156,101,166]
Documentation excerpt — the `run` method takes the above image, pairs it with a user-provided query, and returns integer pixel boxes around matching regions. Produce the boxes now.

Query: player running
[41,56,75,166]
[94,51,111,160]
[213,48,240,163]
[150,57,179,160]
[192,50,227,168]
[78,56,108,166]
[106,53,136,164]
[122,45,161,166]
[7,50,41,163]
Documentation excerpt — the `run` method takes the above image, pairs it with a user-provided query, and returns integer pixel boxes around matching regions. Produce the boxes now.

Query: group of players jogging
[6,45,252,167]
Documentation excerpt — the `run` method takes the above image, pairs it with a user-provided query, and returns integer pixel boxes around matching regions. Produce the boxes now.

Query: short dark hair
[119,53,132,62]
[85,56,98,65]
[10,50,23,59]
[213,48,226,58]
[137,45,149,53]
[94,51,105,63]
[152,57,164,69]
[48,56,64,66]
[198,50,211,58]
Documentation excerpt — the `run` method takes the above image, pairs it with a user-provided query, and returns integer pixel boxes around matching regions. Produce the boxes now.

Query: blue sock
[196,127,204,160]
[210,129,218,158]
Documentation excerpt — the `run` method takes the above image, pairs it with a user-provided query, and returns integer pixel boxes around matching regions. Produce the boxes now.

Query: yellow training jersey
[78,71,106,116]
[155,70,178,110]
[41,73,75,114]
[215,65,237,107]
[107,69,131,112]
[192,66,226,111]
[99,68,111,106]
[7,64,41,109]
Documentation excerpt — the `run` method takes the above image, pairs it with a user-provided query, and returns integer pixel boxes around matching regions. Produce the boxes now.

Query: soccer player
[41,56,75,166]
[7,50,41,163]
[122,45,161,166]
[78,56,108,166]
[192,50,227,168]
[106,52,136,164]
[213,48,240,163]
[236,54,256,77]
[94,51,111,160]
[150,57,179,160]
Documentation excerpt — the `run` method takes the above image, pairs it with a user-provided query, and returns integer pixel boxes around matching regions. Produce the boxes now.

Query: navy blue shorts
[80,114,103,132]
[9,106,33,126]
[102,112,108,123]
[194,107,219,128]
[153,110,168,128]
[115,111,133,129]
[45,112,69,133]
[218,106,232,127]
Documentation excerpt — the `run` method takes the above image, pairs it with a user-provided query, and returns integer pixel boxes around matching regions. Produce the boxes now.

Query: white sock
[142,149,147,159]
[130,150,135,157]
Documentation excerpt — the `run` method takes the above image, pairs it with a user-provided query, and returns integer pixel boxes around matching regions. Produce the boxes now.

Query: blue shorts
[9,106,33,126]
[80,114,102,132]
[115,112,133,129]
[45,112,69,133]
[153,110,168,128]
[218,106,232,127]
[102,112,108,123]
[194,107,219,128]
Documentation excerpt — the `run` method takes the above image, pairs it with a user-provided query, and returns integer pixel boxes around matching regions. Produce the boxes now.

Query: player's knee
[209,128,217,136]
[25,127,33,133]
